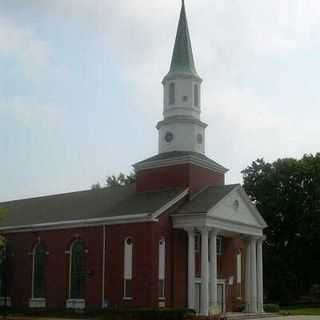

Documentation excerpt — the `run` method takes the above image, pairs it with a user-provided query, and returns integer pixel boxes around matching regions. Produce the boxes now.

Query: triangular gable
[208,186,267,229]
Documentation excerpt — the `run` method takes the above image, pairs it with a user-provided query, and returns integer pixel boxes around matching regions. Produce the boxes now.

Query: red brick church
[0,1,267,316]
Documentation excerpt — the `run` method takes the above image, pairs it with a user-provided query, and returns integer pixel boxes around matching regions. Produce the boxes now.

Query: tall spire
[164,0,200,81]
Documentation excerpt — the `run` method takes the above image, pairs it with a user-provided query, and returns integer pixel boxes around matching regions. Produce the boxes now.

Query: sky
[1,0,320,202]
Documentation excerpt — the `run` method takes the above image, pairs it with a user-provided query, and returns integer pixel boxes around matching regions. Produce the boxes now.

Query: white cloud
[0,97,63,129]
[1,0,320,197]
[0,17,62,82]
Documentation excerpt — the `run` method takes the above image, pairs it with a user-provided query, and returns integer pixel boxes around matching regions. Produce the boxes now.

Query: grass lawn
[280,307,320,316]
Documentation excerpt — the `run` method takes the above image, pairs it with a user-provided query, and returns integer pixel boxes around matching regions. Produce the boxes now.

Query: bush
[99,308,195,320]
[264,304,280,313]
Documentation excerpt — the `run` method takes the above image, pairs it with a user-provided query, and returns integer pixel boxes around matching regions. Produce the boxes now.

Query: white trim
[217,279,226,314]
[0,190,190,234]
[172,213,264,237]
[158,238,166,298]
[0,297,11,306]
[152,188,189,219]
[0,214,156,234]
[206,186,266,228]
[123,238,133,299]
[101,225,106,308]
[133,154,228,173]
[66,298,85,309]
[237,187,268,228]
[29,298,46,308]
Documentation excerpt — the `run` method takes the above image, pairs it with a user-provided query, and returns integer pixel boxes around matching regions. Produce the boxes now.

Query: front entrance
[195,281,201,314]
[194,278,226,314]
[217,280,226,313]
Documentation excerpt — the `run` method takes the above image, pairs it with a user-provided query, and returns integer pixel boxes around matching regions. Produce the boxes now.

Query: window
[194,84,199,107]
[69,240,86,299]
[32,242,46,298]
[236,250,242,284]
[169,82,175,105]
[158,238,166,298]
[194,232,201,254]
[0,244,11,299]
[217,236,223,256]
[124,238,133,298]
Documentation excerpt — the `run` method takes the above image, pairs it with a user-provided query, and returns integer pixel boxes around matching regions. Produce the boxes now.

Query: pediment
[208,186,267,229]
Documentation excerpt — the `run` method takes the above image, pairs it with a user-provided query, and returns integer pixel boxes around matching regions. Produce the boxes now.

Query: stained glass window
[70,240,86,299]
[33,243,46,298]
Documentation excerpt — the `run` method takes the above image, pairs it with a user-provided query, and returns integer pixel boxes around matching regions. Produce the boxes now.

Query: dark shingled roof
[134,151,227,172]
[0,185,185,228]
[176,184,240,214]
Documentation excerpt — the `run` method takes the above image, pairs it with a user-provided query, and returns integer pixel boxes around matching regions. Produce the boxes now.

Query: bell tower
[133,1,228,194]
[157,0,207,154]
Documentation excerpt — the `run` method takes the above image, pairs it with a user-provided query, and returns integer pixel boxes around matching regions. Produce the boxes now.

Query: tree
[0,208,6,251]
[91,172,136,189]
[242,154,320,304]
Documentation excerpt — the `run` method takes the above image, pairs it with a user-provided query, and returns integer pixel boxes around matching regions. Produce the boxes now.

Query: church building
[0,1,267,316]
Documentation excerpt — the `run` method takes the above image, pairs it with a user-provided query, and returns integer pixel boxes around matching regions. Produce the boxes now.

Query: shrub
[99,308,195,320]
[264,304,280,313]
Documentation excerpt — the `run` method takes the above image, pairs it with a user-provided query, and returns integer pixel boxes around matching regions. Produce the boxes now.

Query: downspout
[102,225,106,308]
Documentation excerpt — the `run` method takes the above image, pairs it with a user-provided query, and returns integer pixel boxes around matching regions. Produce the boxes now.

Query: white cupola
[157,0,207,154]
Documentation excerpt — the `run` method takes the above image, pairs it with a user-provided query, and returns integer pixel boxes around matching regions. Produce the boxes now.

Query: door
[217,282,225,313]
[195,282,201,314]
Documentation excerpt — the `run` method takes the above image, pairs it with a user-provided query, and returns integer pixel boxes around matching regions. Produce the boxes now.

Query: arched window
[69,240,86,299]
[158,238,166,298]
[123,238,133,298]
[32,242,46,298]
[0,243,12,302]
[194,84,199,107]
[169,82,175,105]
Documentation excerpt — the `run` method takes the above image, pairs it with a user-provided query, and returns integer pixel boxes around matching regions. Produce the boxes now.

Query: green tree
[242,154,320,304]
[91,172,136,189]
[0,208,6,252]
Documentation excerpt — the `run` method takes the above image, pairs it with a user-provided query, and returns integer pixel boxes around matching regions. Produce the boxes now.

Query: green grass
[280,307,320,316]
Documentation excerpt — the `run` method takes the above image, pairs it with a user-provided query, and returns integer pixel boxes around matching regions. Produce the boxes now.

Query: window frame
[169,82,175,105]
[194,84,199,107]
[194,232,201,254]
[123,237,133,299]
[32,242,47,299]
[158,238,166,299]
[69,240,86,300]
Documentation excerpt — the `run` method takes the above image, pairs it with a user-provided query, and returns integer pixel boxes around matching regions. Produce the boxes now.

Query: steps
[225,313,280,320]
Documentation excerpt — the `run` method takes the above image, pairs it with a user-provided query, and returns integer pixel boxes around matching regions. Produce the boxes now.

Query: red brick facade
[2,162,244,312]
[136,164,225,194]
[4,217,244,312]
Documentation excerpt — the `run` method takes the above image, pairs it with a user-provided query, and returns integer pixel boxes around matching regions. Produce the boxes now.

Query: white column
[209,229,218,309]
[250,238,257,313]
[257,238,264,313]
[186,228,195,310]
[200,227,209,316]
[245,238,251,312]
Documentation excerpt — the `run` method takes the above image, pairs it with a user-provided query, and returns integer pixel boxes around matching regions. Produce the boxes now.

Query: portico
[173,185,267,316]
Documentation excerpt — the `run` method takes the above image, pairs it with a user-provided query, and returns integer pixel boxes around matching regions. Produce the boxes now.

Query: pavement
[262,317,320,320]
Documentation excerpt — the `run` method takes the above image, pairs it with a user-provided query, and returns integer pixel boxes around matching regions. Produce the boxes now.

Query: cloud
[0,96,63,129]
[1,0,320,198]
[0,17,62,82]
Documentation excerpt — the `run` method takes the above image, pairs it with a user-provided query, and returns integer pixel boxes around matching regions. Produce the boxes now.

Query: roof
[134,151,228,173]
[163,0,201,82]
[0,185,185,229]
[176,184,240,214]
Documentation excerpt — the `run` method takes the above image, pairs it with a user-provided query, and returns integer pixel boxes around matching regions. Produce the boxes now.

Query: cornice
[134,154,228,174]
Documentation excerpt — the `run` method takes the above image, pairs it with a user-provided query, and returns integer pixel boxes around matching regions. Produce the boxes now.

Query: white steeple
[157,0,207,154]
